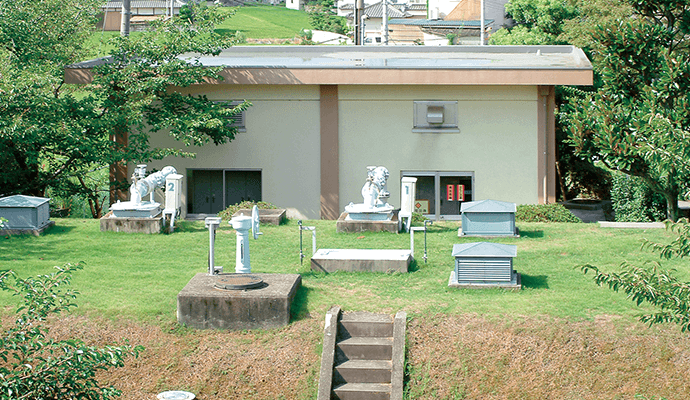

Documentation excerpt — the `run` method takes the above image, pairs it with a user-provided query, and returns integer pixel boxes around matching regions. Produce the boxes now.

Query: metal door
[191,170,223,214]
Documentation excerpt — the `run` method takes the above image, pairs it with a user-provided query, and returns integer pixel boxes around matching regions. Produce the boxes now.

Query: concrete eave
[64,45,594,86]
[65,66,593,86]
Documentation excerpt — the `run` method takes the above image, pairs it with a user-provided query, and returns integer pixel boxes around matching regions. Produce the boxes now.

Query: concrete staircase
[318,307,406,400]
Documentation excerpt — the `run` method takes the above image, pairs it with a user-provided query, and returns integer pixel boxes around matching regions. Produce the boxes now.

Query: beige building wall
[145,83,541,220]
[146,85,322,219]
[337,85,539,213]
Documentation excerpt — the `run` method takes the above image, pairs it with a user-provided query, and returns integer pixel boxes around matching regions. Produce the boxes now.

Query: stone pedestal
[177,273,302,330]
[336,212,400,233]
[100,213,163,234]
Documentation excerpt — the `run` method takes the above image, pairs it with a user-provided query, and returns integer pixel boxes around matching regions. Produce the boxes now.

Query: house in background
[340,0,511,45]
[342,1,426,44]
[99,0,186,31]
[65,45,592,221]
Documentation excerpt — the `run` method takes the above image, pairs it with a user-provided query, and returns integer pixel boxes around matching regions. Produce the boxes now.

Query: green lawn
[87,6,311,58]
[0,218,683,325]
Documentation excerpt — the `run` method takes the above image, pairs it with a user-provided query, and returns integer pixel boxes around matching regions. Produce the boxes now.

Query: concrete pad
[100,214,163,234]
[336,212,400,233]
[598,221,665,229]
[177,273,301,330]
[448,270,521,290]
[311,249,411,273]
[458,227,520,238]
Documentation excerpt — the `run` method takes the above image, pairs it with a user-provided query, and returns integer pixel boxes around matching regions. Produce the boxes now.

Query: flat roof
[65,45,593,86]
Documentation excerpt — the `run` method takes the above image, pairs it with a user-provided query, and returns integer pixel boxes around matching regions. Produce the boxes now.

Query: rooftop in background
[65,45,593,86]
[102,0,186,8]
[388,18,494,27]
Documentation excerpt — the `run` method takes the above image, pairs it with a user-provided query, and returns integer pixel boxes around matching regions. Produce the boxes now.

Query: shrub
[0,263,142,399]
[233,30,247,44]
[610,172,666,222]
[516,204,582,223]
[217,201,280,221]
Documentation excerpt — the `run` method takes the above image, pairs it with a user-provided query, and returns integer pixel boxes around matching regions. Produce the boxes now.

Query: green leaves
[566,0,690,220]
[0,264,142,399]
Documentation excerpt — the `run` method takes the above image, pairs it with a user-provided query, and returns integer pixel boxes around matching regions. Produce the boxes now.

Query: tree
[567,0,690,221]
[0,1,246,217]
[489,0,579,45]
[0,263,142,399]
[308,0,349,36]
[582,220,690,332]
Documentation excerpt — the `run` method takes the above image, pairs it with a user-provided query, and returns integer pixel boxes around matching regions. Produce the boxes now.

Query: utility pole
[382,0,388,45]
[120,0,131,37]
[355,0,364,45]
[479,0,485,45]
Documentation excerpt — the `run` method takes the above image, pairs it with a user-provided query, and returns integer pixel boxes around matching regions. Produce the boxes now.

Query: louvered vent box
[0,195,51,230]
[460,199,517,237]
[449,242,520,289]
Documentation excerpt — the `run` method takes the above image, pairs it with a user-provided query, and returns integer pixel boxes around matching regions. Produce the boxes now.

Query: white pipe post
[231,216,252,273]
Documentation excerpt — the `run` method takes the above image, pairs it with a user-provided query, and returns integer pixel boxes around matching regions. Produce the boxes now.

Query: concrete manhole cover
[214,274,264,290]
[157,391,195,400]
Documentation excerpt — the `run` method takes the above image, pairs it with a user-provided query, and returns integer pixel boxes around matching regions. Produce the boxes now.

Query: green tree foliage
[308,0,349,36]
[610,172,666,222]
[582,220,690,332]
[489,0,579,45]
[0,263,142,399]
[567,0,690,221]
[0,1,245,217]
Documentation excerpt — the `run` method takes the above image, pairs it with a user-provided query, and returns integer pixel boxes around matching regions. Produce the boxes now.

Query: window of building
[401,171,473,220]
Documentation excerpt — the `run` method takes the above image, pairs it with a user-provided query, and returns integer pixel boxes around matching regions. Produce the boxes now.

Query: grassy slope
[215,5,311,38]
[3,219,690,399]
[87,6,311,58]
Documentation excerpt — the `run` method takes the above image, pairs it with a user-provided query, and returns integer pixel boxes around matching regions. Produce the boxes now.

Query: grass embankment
[88,5,311,58]
[2,219,689,399]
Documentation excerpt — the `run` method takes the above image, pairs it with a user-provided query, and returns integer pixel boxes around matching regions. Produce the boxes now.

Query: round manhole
[157,391,195,400]
[214,274,264,290]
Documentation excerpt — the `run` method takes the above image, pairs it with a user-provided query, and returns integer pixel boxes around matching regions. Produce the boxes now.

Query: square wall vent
[413,101,458,132]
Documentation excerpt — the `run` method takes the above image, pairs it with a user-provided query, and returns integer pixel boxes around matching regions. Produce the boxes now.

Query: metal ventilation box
[0,195,51,230]
[460,199,517,236]
[449,242,520,289]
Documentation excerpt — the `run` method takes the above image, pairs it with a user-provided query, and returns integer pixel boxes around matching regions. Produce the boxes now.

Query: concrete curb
[317,305,341,400]
[391,311,407,400]
[598,221,666,229]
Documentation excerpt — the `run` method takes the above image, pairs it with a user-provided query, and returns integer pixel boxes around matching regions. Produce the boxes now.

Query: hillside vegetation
[88,5,312,57]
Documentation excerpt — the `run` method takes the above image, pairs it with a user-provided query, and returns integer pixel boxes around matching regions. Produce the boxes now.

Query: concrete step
[339,312,393,338]
[332,382,391,400]
[334,359,392,384]
[336,337,393,361]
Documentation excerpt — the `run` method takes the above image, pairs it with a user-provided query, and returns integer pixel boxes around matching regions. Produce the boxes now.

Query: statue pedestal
[100,212,163,234]
[336,211,400,233]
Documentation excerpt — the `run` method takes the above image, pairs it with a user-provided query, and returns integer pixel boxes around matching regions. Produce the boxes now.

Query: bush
[610,173,666,222]
[516,204,582,223]
[233,30,247,44]
[217,201,280,221]
[0,263,141,399]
